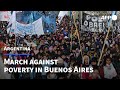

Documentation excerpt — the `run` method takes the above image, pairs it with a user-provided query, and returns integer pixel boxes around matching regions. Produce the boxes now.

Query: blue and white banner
[15,17,44,36]
[7,11,16,36]
[42,13,57,33]
[16,21,34,35]
[7,11,44,36]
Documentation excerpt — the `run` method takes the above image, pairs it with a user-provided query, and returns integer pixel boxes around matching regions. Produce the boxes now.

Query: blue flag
[42,12,57,33]
[30,11,34,23]
[108,11,116,27]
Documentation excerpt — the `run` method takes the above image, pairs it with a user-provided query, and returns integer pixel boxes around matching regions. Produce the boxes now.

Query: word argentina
[4,47,30,51]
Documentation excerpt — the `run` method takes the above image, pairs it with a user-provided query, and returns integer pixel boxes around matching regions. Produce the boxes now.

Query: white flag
[0,11,11,21]
[15,17,44,36]
[7,11,16,35]
[58,11,69,24]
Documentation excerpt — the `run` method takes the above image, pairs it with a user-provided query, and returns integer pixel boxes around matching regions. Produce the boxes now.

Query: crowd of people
[0,15,120,79]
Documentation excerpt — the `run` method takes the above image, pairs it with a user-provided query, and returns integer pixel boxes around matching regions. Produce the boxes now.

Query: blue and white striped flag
[108,11,116,27]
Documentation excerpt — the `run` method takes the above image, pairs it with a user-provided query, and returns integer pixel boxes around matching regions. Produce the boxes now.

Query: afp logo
[100,15,117,21]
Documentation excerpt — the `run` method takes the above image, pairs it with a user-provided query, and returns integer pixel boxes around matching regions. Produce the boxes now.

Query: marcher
[0,13,119,79]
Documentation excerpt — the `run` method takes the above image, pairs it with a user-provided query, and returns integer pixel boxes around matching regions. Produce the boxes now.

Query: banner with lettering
[82,12,104,32]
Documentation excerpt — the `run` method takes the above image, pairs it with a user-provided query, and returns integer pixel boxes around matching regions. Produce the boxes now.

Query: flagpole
[80,11,82,79]
[32,11,36,35]
[15,11,17,47]
[70,25,73,52]
[97,11,116,66]
[30,11,33,79]
[70,11,73,52]
[72,11,83,62]
[97,27,110,66]
[80,11,82,33]
[112,21,114,41]
[112,11,117,42]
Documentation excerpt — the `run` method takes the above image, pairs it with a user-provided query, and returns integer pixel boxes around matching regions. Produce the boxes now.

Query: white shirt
[104,63,117,79]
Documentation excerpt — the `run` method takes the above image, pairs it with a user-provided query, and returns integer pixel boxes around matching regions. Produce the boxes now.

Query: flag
[72,11,78,37]
[0,11,11,21]
[29,12,34,34]
[58,11,69,23]
[30,11,34,23]
[108,11,116,27]
[7,11,16,28]
[7,11,16,35]
[15,17,44,36]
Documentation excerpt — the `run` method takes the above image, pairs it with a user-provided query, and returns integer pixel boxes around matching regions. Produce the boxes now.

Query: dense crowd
[0,15,120,79]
